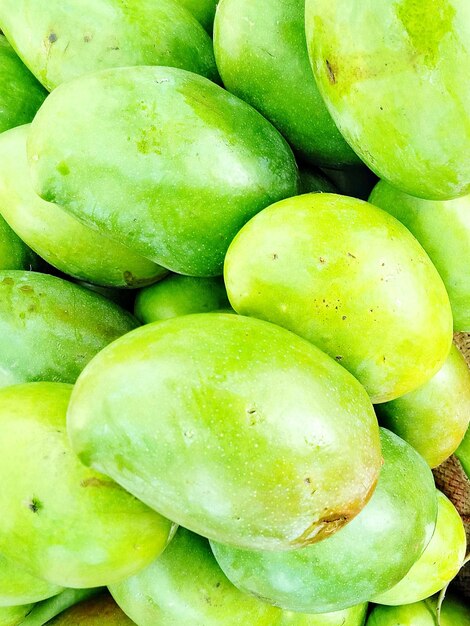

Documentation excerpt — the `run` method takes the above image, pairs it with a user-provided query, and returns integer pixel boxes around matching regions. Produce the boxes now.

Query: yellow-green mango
[377,345,470,468]
[0,604,34,626]
[305,0,470,200]
[210,429,437,613]
[214,0,360,167]
[279,605,367,626]
[0,383,173,588]
[0,35,46,133]
[369,179,470,331]
[0,553,62,607]
[372,491,466,605]
[28,66,298,276]
[224,193,453,403]
[0,270,137,388]
[0,125,167,288]
[367,595,470,626]
[0,0,217,91]
[68,313,381,551]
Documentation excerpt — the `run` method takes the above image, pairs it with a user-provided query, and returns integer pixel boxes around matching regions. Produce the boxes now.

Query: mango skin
[0,604,34,626]
[377,345,470,468]
[455,427,470,478]
[279,605,367,626]
[367,595,470,626]
[0,35,46,133]
[372,491,467,605]
[0,553,62,607]
[0,383,173,588]
[225,193,453,403]
[211,429,437,613]
[134,275,230,323]
[0,0,217,91]
[306,0,470,200]
[68,313,381,551]
[48,593,134,625]
[0,215,37,271]
[20,589,100,626]
[0,270,137,389]
[110,529,280,626]
[179,0,217,33]
[214,0,358,168]
[369,180,470,331]
[28,66,298,277]
[0,125,167,288]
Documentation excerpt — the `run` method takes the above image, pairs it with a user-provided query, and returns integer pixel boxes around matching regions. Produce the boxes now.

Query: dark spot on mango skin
[325,59,337,84]
[1,277,14,285]
[19,285,34,294]
[48,33,58,43]
[80,477,117,488]
[26,497,42,513]
[57,161,70,176]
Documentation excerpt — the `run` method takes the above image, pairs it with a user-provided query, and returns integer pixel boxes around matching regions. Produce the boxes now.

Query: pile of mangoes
[0,0,469,624]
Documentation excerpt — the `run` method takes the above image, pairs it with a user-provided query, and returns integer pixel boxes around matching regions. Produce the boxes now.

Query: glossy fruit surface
[28,66,298,276]
[68,313,381,551]
[48,593,134,625]
[134,275,230,323]
[0,383,173,588]
[370,179,470,330]
[0,603,34,626]
[214,0,359,167]
[306,0,470,200]
[0,125,167,288]
[0,0,217,90]
[367,595,470,626]
[178,0,217,32]
[0,553,62,607]
[377,345,470,467]
[0,271,137,388]
[210,428,437,613]
[225,193,453,403]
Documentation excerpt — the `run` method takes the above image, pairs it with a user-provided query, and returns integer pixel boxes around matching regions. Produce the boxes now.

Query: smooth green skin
[0,604,34,626]
[0,125,167,288]
[47,593,134,625]
[376,345,470,468]
[134,275,230,323]
[68,313,381,551]
[0,553,62,607]
[0,271,137,388]
[0,35,46,133]
[278,604,367,626]
[455,426,470,478]
[110,529,280,626]
[367,595,470,626]
[372,491,467,605]
[321,166,378,201]
[28,66,298,277]
[306,0,470,200]
[214,0,358,168]
[299,168,337,195]
[225,193,453,403]
[0,383,173,588]
[0,215,37,271]
[369,179,470,331]
[178,0,217,33]
[21,589,100,626]
[211,429,437,613]
[0,0,217,91]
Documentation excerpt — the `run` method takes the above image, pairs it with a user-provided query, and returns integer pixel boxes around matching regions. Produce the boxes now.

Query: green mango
[321,166,378,201]
[455,427,470,478]
[0,215,37,271]
[372,491,466,605]
[134,275,230,323]
[0,35,46,133]
[178,0,217,33]
[299,168,337,195]
[210,429,437,613]
[0,604,34,626]
[0,125,167,288]
[0,553,62,607]
[376,345,470,468]
[367,595,470,626]
[214,0,359,168]
[28,66,298,277]
[305,0,470,200]
[0,270,137,388]
[224,193,453,403]
[47,593,134,625]
[278,605,367,626]
[369,180,470,331]
[0,0,217,91]
[0,383,173,588]
[110,528,280,625]
[20,589,100,626]
[68,313,381,551]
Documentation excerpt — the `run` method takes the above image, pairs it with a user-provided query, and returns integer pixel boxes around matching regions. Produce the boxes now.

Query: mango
[305,0,470,200]
[369,179,470,331]
[0,0,217,91]
[28,66,298,276]
[456,427,470,479]
[377,345,470,468]
[47,593,134,625]
[0,35,46,133]
[210,429,437,613]
[214,0,359,168]
[0,383,173,588]
[372,491,466,605]
[0,553,62,607]
[278,605,367,626]
[367,595,470,626]
[0,125,167,288]
[178,0,217,33]
[0,604,34,626]
[224,193,453,403]
[0,215,37,271]
[67,313,381,551]
[134,275,230,323]
[20,589,100,626]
